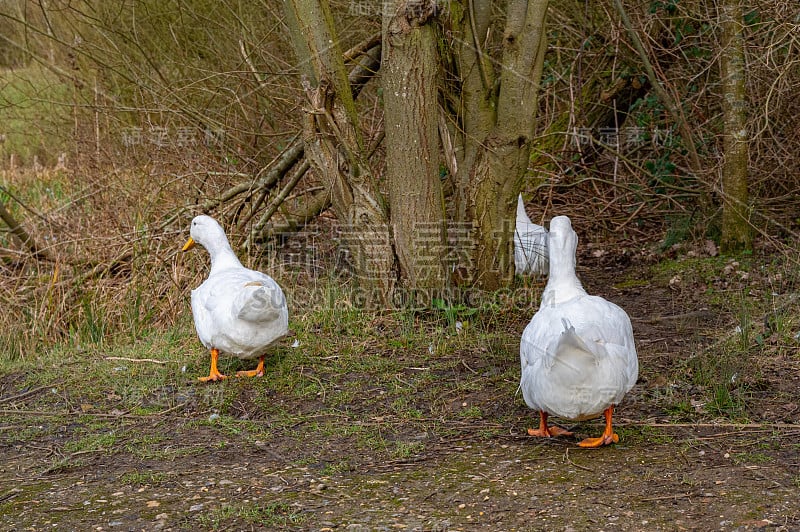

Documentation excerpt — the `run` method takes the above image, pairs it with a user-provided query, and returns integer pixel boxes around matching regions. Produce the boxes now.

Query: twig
[624,422,800,429]
[238,38,273,128]
[461,359,478,375]
[0,490,20,503]
[634,310,712,324]
[0,405,185,418]
[564,448,594,472]
[640,492,708,502]
[69,448,109,457]
[0,384,55,405]
[103,356,167,365]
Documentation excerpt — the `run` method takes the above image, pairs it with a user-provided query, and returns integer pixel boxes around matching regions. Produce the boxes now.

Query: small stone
[155,513,168,520]
[189,503,204,512]
[146,501,160,508]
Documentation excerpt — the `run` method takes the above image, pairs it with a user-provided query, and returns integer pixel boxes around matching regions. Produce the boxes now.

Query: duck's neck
[206,238,244,275]
[541,241,586,307]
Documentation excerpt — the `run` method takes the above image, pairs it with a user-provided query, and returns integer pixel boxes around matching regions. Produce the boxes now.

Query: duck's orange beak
[182,237,196,252]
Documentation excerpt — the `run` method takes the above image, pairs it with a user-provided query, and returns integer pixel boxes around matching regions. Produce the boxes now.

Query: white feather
[514,194,548,276]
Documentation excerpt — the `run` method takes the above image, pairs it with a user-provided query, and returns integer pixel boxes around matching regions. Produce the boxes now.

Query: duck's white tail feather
[234,283,283,322]
[517,194,533,225]
[549,324,599,389]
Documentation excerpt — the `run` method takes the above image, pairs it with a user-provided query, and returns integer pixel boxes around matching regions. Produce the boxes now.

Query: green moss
[613,278,651,289]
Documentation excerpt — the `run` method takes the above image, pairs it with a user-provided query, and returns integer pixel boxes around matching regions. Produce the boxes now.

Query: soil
[1,245,799,531]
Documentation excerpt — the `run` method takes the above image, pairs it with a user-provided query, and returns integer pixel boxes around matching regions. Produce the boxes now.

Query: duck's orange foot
[576,406,620,447]
[235,368,264,378]
[527,411,574,439]
[527,425,574,438]
[236,357,265,378]
[198,370,228,383]
[198,348,227,383]
[577,432,619,448]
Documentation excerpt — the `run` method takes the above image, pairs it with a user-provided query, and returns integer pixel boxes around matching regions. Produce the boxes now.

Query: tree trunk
[719,0,751,253]
[382,0,446,291]
[454,0,550,289]
[284,0,396,304]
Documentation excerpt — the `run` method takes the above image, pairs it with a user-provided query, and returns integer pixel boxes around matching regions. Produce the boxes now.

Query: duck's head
[548,215,578,259]
[182,215,228,252]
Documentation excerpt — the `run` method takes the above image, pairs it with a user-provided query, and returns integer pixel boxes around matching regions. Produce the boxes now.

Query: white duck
[514,194,548,276]
[519,215,638,447]
[182,215,289,382]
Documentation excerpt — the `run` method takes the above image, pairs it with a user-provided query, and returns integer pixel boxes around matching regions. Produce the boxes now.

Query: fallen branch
[0,404,191,418]
[103,356,167,364]
[0,384,55,405]
[252,159,311,237]
[623,421,800,429]
[253,188,331,242]
[0,198,54,261]
[640,492,710,502]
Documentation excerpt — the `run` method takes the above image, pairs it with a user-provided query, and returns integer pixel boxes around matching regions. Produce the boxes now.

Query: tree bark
[719,0,751,252]
[383,0,446,290]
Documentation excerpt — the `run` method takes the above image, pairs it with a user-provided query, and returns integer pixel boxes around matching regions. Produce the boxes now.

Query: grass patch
[732,452,774,465]
[650,255,753,288]
[119,471,169,486]
[392,440,425,459]
[194,501,305,529]
[63,430,117,454]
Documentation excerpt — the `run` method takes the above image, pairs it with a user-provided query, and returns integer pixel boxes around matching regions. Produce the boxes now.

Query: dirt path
[3,426,797,530]
[2,249,799,530]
